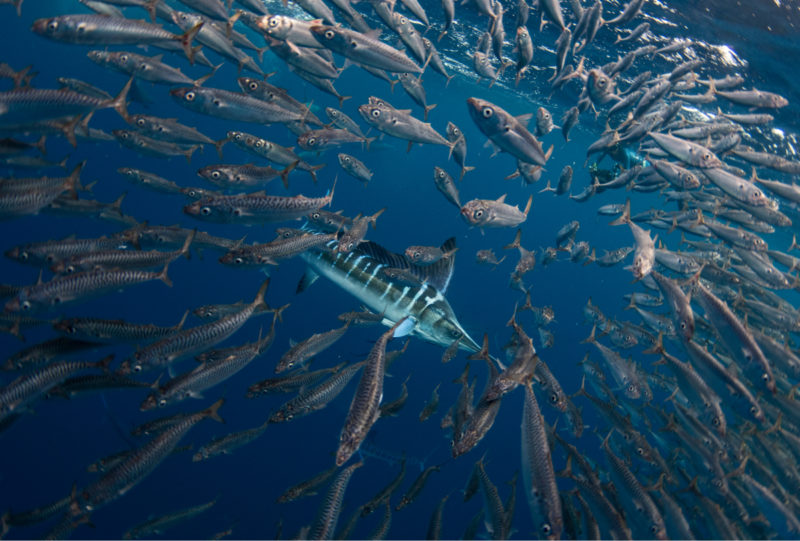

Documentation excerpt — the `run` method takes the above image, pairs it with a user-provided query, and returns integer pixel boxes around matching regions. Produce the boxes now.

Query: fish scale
[271,361,365,422]
[184,190,333,224]
[5,266,171,313]
[123,280,269,373]
[0,357,109,422]
[76,399,223,513]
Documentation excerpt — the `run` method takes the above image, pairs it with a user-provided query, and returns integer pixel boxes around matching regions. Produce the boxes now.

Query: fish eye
[234,257,243,265]
[185,91,195,101]
[19,251,28,260]
[136,118,145,126]
[762,372,770,382]
[308,137,316,145]
[598,79,606,87]
[541,524,551,535]
[703,152,711,160]
[474,209,483,218]
[47,20,59,32]
[400,16,407,23]
[627,383,636,393]
[268,18,278,27]
[343,156,350,163]
[21,301,31,311]
[712,416,720,426]
[636,447,644,455]
[549,393,558,403]
[312,212,321,219]
[211,171,221,179]
[255,141,263,147]
[482,107,493,118]
[133,364,142,373]
[201,207,211,215]
[650,525,659,534]
[249,81,258,90]
[750,406,758,415]
[325,29,334,39]
[120,54,128,62]
[371,108,381,118]
[451,329,461,338]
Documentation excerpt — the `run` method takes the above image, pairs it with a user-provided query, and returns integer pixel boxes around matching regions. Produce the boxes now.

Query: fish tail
[523,194,533,216]
[580,324,596,344]
[195,63,222,88]
[180,229,196,259]
[203,398,225,423]
[424,103,437,121]
[609,198,631,226]
[180,22,204,65]
[309,163,325,183]
[281,161,299,189]
[466,333,490,361]
[157,262,173,287]
[459,166,475,181]
[144,0,159,22]
[108,77,133,122]
[503,229,522,250]
[252,278,270,310]
[64,160,86,199]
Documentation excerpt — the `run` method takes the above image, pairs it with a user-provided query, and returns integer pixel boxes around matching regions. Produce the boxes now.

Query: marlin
[298,233,482,353]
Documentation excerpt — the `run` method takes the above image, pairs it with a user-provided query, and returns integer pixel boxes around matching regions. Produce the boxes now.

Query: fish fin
[392,317,415,338]
[296,269,319,293]
[203,398,225,423]
[515,113,533,127]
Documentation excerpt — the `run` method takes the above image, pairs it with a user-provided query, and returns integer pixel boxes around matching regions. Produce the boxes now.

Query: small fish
[184,185,334,225]
[467,97,553,166]
[433,166,461,208]
[461,194,533,228]
[275,321,350,373]
[310,25,422,73]
[337,153,373,184]
[405,243,458,265]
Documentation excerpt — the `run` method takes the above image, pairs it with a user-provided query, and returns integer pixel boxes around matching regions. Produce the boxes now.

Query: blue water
[1,0,800,539]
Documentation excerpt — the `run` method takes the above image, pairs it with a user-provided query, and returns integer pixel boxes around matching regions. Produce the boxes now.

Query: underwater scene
[1,0,800,538]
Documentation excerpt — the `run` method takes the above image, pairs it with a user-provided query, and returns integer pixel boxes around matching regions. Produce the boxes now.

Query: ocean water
[1,0,800,539]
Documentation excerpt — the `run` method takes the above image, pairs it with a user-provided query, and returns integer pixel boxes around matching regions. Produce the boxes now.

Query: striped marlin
[299,234,482,353]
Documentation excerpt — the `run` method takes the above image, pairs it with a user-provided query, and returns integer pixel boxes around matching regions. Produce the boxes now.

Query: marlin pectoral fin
[297,269,319,293]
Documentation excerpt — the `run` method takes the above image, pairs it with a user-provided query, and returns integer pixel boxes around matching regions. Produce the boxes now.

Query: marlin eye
[482,107,493,118]
[185,91,195,101]
[201,207,211,215]
[325,30,334,39]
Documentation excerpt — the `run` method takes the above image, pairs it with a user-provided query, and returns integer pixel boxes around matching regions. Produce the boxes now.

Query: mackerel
[120,279,270,373]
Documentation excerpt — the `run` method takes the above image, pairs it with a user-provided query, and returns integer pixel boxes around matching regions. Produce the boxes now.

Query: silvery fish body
[467,97,551,166]
[299,235,480,354]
